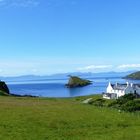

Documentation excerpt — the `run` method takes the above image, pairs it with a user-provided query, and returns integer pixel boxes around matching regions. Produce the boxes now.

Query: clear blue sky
[0,0,140,76]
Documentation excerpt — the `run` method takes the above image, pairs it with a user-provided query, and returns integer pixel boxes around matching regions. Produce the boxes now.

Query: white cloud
[77,65,113,71]
[117,64,140,69]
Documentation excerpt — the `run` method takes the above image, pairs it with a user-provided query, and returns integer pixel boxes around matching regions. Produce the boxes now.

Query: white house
[103,82,140,99]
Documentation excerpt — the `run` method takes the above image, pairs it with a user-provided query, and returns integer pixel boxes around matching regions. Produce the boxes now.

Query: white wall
[116,90,125,98]
[107,83,113,93]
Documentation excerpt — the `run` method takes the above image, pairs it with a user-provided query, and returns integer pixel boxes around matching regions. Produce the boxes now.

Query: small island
[124,71,140,80]
[66,76,92,88]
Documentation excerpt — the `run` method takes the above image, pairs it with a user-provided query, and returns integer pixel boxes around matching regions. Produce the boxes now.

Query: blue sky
[0,0,140,76]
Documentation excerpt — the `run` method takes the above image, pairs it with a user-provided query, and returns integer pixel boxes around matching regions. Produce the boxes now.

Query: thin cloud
[117,64,140,69]
[0,0,40,8]
[77,65,113,71]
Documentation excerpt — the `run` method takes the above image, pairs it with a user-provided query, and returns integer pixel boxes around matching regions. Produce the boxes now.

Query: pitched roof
[111,83,140,90]
[112,84,127,90]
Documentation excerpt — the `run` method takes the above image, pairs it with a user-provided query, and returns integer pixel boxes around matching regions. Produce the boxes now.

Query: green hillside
[0,95,140,140]
[124,71,140,80]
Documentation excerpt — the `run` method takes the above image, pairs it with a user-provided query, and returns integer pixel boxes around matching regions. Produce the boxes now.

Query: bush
[119,94,136,100]
[108,94,140,112]
[92,99,106,107]
[0,91,9,96]
[116,94,135,105]
[108,101,121,109]
[88,99,94,105]
[121,100,140,112]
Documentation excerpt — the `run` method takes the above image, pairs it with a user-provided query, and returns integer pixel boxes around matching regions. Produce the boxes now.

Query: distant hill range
[124,71,140,80]
[0,71,135,82]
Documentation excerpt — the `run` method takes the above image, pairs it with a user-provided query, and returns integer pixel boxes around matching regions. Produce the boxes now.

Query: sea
[7,77,140,98]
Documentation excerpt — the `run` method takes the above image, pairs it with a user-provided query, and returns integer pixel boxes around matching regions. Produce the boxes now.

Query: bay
[7,77,140,97]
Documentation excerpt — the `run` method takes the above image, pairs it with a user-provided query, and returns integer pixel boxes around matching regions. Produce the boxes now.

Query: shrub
[116,94,135,105]
[108,101,121,109]
[0,91,9,96]
[108,94,140,112]
[121,100,140,112]
[92,99,106,107]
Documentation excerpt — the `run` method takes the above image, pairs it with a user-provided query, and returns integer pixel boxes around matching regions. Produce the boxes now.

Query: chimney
[126,82,129,87]
[130,83,133,87]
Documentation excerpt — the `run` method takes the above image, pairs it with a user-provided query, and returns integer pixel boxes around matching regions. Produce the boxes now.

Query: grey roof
[134,84,140,88]
[111,83,140,90]
[112,84,127,90]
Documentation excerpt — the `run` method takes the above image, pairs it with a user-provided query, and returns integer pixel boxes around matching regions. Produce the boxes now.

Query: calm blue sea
[7,77,140,98]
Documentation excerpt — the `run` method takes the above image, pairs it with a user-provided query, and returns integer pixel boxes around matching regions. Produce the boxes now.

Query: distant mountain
[0,71,135,82]
[83,71,135,78]
[124,71,140,80]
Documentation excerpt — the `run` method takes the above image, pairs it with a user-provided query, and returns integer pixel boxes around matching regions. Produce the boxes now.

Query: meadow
[0,95,140,140]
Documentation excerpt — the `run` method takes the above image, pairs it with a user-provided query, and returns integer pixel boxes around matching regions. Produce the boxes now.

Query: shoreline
[8,93,102,99]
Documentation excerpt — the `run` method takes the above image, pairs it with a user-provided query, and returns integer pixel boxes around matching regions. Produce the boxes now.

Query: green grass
[0,91,9,96]
[0,95,140,140]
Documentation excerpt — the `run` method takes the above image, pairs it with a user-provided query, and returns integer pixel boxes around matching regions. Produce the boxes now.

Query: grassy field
[0,95,140,140]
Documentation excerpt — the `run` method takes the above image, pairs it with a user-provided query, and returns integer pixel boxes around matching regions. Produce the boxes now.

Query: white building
[103,82,140,99]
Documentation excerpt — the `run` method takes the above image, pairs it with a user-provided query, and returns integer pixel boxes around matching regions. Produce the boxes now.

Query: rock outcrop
[66,76,92,88]
[0,81,10,95]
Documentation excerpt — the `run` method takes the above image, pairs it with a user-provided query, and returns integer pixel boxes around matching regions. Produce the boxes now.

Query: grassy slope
[0,96,140,140]
[125,71,140,80]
